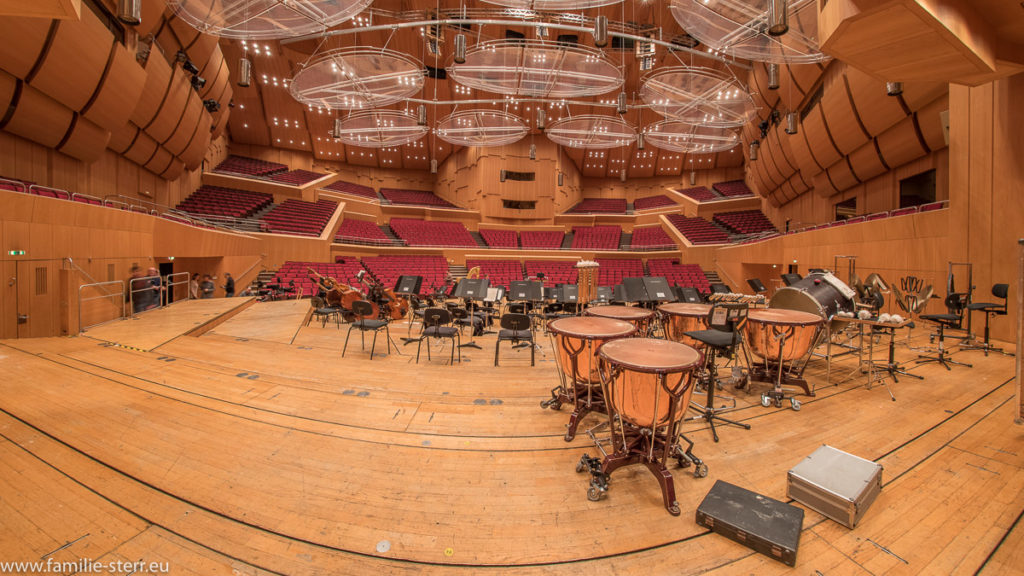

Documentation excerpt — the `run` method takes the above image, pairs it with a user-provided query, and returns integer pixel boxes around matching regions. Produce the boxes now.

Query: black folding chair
[342,300,391,359]
[495,313,534,366]
[417,307,461,364]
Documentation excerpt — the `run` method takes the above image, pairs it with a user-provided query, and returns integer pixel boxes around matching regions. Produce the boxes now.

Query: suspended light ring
[167,0,372,40]
[289,48,424,111]
[332,110,428,148]
[435,109,529,147]
[640,67,756,128]
[546,115,636,149]
[643,120,740,154]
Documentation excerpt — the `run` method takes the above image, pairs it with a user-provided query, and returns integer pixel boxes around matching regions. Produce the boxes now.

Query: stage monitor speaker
[781,273,802,286]
[710,283,731,294]
[454,278,489,299]
[642,277,675,302]
[395,275,423,295]
[622,277,649,302]
[747,278,767,293]
[679,287,703,303]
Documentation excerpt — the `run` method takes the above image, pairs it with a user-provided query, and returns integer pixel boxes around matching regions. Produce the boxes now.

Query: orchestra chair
[963,283,1010,356]
[494,313,534,366]
[342,300,392,360]
[916,294,972,370]
[452,307,481,338]
[306,296,340,328]
[683,303,752,442]
[416,308,460,364]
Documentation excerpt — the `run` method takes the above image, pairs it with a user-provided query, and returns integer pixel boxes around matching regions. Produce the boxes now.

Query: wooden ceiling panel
[0,16,52,79]
[29,8,110,111]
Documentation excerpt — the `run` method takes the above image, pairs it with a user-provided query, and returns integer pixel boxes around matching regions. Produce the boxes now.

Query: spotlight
[768,0,789,36]
[175,50,187,63]
[749,140,760,161]
[238,58,251,88]
[617,92,627,114]
[191,75,206,91]
[594,15,608,48]
[417,104,427,126]
[759,120,769,138]
[785,111,798,135]
[117,0,140,25]
[183,60,200,75]
[768,63,780,90]
[529,144,536,160]
[203,99,219,113]
[886,82,903,96]
[454,34,466,64]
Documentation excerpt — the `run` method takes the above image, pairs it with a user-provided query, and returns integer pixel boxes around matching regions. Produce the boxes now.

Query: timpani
[658,302,712,348]
[745,308,825,408]
[586,305,655,336]
[544,316,637,441]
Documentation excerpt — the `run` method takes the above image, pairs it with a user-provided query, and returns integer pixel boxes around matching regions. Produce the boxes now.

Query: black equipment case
[696,480,804,566]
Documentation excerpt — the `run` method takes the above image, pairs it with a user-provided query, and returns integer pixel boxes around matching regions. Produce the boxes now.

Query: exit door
[10,261,55,338]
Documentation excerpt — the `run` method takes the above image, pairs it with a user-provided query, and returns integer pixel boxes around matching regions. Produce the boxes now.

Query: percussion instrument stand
[752,326,817,411]
[687,348,751,442]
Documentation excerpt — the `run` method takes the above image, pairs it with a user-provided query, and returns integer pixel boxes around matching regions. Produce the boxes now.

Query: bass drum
[769,273,857,329]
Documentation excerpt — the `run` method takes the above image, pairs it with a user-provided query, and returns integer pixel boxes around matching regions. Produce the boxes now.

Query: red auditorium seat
[519,230,564,249]
[571,225,621,250]
[214,155,288,177]
[647,259,711,293]
[380,188,457,209]
[567,198,627,214]
[323,180,378,200]
[361,255,449,293]
[665,215,730,245]
[712,210,778,235]
[268,170,327,186]
[630,226,676,249]
[595,258,643,286]
[261,199,337,236]
[633,195,676,210]
[524,261,578,286]
[479,229,518,248]
[389,218,476,247]
[176,186,273,219]
[335,219,391,245]
[711,180,755,197]
[274,260,368,298]
[465,259,524,288]
[673,186,718,202]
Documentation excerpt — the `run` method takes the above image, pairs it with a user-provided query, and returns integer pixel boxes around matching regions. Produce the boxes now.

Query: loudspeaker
[395,275,423,295]
[747,278,767,293]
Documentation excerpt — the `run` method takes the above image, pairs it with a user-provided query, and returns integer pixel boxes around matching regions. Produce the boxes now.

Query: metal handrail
[78,280,125,332]
[164,271,191,304]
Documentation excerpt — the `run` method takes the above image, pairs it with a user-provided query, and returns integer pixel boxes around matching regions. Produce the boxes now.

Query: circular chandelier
[641,67,756,128]
[448,39,623,98]
[643,121,739,153]
[546,115,636,149]
[332,111,428,148]
[166,0,372,40]
[479,0,622,9]
[669,0,828,64]
[435,110,528,147]
[290,48,423,111]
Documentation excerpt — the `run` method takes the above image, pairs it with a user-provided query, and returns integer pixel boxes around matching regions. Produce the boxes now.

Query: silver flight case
[786,444,882,528]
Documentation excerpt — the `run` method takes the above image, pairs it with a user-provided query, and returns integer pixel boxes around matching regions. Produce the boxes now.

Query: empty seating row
[519,230,565,249]
[633,195,676,210]
[630,226,676,249]
[595,258,644,287]
[524,260,578,286]
[571,225,621,250]
[323,180,378,200]
[389,218,476,247]
[665,215,730,245]
[713,210,777,235]
[268,169,327,186]
[380,188,457,208]
[567,198,627,214]
[479,229,518,248]
[673,186,718,202]
[214,155,287,177]
[712,180,754,197]
[176,185,273,218]
[261,199,337,236]
[647,259,710,292]
[335,219,391,245]
[361,255,449,293]
[465,259,524,289]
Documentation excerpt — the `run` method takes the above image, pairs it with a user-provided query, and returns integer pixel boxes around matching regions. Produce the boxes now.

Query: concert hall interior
[1,0,1023,574]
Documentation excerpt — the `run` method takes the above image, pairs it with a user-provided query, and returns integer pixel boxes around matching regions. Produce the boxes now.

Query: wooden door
[15,261,56,338]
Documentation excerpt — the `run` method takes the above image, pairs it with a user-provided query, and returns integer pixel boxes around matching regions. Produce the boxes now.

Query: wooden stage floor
[0,300,1021,575]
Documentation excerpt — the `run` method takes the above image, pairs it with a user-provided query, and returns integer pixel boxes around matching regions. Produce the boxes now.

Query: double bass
[307,268,361,309]
[355,270,409,320]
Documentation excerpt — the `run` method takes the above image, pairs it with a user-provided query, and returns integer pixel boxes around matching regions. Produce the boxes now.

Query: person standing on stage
[223,272,235,297]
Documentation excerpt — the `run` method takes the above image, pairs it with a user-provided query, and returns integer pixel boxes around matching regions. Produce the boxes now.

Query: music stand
[594,286,613,304]
[611,284,628,303]
[621,277,648,303]
[678,287,703,303]
[395,275,423,296]
[747,278,767,294]
[781,273,802,286]
[709,283,730,294]
[454,278,490,348]
[642,277,676,302]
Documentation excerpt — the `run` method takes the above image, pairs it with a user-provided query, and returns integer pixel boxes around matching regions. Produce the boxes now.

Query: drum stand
[541,337,601,442]
[686,347,751,442]
[750,326,817,411]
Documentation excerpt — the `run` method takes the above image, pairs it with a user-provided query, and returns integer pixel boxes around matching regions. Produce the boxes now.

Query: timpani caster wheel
[790,398,801,411]
[668,502,681,516]
[587,485,603,502]
[761,393,771,407]
[694,463,709,478]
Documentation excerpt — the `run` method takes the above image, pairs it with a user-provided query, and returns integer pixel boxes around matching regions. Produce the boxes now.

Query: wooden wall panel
[161,157,185,180]
[29,9,110,112]
[58,115,109,162]
[916,94,950,152]
[0,17,51,79]
[802,106,843,169]
[845,65,907,137]
[847,140,887,183]
[820,69,868,155]
[144,145,173,175]
[135,0,168,39]
[180,112,213,170]
[786,125,820,176]
[83,44,146,135]
[146,68,190,143]
[901,81,949,112]
[0,69,16,111]
[123,129,158,165]
[876,116,928,169]
[196,44,225,99]
[3,84,73,148]
[172,19,217,65]
[108,123,140,154]
[129,53,173,128]
[164,90,202,155]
